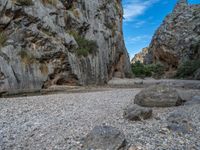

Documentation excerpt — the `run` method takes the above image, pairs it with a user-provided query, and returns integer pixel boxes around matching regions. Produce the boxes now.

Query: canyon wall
[148,0,200,70]
[0,0,131,93]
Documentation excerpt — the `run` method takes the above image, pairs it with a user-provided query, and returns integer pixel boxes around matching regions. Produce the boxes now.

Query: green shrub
[18,49,35,64]
[69,30,98,57]
[131,61,165,78]
[42,0,57,6]
[16,0,33,6]
[0,32,7,48]
[148,63,165,78]
[176,60,200,78]
[131,61,150,77]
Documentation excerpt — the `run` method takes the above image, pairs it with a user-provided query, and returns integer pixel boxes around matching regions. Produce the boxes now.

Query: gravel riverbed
[0,88,200,150]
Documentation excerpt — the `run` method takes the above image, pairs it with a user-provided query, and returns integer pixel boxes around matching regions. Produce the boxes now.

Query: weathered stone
[167,111,194,134]
[82,125,126,150]
[123,105,152,121]
[134,85,184,107]
[0,0,131,93]
[137,0,200,76]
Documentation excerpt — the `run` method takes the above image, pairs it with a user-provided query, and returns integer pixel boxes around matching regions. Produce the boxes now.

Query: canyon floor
[0,79,200,150]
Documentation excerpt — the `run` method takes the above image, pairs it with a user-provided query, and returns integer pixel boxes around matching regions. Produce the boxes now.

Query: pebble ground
[0,88,200,150]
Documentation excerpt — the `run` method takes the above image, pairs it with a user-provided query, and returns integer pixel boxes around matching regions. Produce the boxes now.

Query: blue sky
[122,0,200,59]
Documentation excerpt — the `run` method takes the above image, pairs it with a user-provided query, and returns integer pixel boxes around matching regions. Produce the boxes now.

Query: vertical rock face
[0,0,131,93]
[148,0,200,69]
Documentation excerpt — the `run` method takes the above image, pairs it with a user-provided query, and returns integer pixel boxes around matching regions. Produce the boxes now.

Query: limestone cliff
[147,0,200,69]
[0,0,131,93]
[131,47,152,64]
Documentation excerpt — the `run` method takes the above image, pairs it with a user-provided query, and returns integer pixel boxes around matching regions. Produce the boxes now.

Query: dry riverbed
[0,87,200,150]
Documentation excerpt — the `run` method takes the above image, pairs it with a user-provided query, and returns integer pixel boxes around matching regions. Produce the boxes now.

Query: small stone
[123,105,153,121]
[128,145,145,150]
[159,128,170,134]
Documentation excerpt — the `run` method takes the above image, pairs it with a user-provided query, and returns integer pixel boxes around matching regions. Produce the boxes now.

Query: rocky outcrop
[131,47,152,64]
[146,0,200,70]
[0,0,131,93]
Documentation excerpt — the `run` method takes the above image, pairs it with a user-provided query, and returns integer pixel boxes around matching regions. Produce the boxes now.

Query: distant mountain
[131,47,152,64]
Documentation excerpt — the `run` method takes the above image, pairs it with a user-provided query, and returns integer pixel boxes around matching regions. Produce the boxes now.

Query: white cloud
[126,35,151,44]
[123,0,160,21]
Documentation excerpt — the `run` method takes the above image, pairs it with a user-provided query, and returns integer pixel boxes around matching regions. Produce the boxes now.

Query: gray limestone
[0,0,131,94]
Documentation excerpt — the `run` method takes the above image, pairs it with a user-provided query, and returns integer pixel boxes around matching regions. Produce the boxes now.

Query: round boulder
[134,84,184,107]
[82,125,126,150]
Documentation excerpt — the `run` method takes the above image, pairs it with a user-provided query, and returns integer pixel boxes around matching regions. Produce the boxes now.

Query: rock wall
[0,0,131,93]
[148,0,200,69]
[131,47,152,64]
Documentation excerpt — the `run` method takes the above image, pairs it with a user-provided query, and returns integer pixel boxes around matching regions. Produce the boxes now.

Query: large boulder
[134,85,184,107]
[123,105,153,121]
[82,125,126,150]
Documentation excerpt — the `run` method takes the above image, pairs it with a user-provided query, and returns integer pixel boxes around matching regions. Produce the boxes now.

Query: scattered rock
[123,105,152,121]
[159,127,170,135]
[184,96,200,105]
[134,85,184,107]
[82,125,126,150]
[167,111,194,134]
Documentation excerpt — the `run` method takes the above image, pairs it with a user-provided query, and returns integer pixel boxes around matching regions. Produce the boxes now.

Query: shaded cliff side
[0,0,131,93]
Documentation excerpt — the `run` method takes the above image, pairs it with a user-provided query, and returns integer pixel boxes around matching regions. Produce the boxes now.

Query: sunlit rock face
[148,0,200,69]
[131,47,152,64]
[0,0,131,93]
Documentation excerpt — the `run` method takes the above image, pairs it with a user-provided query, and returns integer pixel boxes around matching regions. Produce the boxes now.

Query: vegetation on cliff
[131,61,164,78]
